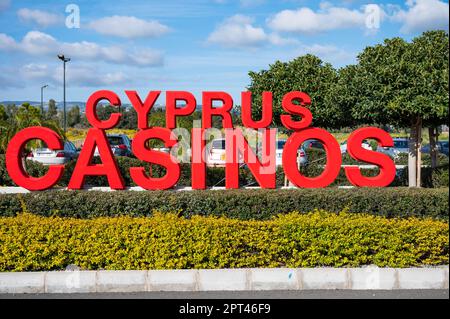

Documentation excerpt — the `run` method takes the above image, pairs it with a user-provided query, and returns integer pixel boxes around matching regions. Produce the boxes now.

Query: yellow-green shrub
[0,211,447,271]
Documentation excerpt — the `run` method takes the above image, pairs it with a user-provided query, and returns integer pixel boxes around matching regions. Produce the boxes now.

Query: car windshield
[212,140,225,149]
[394,140,408,148]
[107,136,124,146]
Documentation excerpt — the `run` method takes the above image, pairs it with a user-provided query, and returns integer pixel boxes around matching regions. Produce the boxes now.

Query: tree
[67,105,81,127]
[409,31,449,168]
[247,54,346,129]
[341,31,449,187]
[0,103,65,154]
[118,107,138,129]
[0,104,7,122]
[46,99,58,121]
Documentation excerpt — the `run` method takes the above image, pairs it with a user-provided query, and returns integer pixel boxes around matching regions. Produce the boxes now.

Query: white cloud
[0,31,164,67]
[53,66,128,87]
[88,15,170,38]
[0,33,17,50]
[268,5,370,33]
[208,15,267,48]
[393,0,449,33]
[17,8,62,27]
[20,63,49,79]
[295,44,355,65]
[207,14,297,48]
[18,63,128,87]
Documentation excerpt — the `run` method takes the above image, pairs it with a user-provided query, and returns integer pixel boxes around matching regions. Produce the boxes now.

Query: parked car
[206,138,245,166]
[421,140,449,156]
[28,141,79,165]
[275,139,308,166]
[340,140,372,153]
[377,137,409,158]
[94,134,132,157]
[302,139,325,150]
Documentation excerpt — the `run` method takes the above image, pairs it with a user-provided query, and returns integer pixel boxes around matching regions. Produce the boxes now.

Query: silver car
[29,141,79,165]
[275,139,308,166]
[377,137,409,158]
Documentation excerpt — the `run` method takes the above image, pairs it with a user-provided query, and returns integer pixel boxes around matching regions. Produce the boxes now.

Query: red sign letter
[126,90,160,130]
[345,127,396,187]
[130,128,180,190]
[191,127,206,189]
[6,127,64,190]
[241,91,273,129]
[165,91,197,129]
[225,128,276,189]
[68,129,124,189]
[202,92,234,129]
[283,128,341,188]
[86,90,122,129]
[280,91,312,131]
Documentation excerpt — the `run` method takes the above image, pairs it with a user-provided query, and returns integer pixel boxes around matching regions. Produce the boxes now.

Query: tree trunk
[408,117,422,187]
[429,127,438,168]
[416,118,422,187]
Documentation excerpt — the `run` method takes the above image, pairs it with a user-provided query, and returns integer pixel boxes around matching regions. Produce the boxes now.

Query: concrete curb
[0,267,448,293]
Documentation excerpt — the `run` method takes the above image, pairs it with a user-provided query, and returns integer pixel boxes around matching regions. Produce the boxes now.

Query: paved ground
[1,289,448,299]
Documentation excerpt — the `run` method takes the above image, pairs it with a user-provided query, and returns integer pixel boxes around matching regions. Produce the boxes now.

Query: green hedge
[0,211,447,270]
[305,148,449,166]
[0,188,447,220]
[1,154,448,188]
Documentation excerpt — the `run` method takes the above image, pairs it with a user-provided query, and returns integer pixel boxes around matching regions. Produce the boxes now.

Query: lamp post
[40,84,48,115]
[57,54,71,133]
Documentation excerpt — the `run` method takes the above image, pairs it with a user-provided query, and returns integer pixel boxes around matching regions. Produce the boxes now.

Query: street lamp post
[40,84,48,115]
[57,54,71,133]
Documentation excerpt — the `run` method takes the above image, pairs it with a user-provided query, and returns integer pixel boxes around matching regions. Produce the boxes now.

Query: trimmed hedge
[0,211,447,271]
[0,188,447,220]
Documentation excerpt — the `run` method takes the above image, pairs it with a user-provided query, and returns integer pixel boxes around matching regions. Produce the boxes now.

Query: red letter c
[5,127,64,190]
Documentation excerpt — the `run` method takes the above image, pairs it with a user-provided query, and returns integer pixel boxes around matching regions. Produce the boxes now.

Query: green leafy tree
[0,103,65,153]
[247,54,345,129]
[0,105,7,121]
[67,105,81,127]
[409,31,449,168]
[342,31,448,186]
[46,99,58,121]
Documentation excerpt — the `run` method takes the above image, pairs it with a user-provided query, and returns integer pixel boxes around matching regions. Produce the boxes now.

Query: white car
[206,138,244,167]
[275,139,307,167]
[28,141,79,165]
[340,140,372,153]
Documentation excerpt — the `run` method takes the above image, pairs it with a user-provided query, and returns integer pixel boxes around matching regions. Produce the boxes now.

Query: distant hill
[0,101,87,110]
[0,101,201,111]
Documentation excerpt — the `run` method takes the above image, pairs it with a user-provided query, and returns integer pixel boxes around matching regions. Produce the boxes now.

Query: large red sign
[5,90,396,190]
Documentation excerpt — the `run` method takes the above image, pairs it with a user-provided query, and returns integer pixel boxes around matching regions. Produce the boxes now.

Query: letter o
[282,127,341,188]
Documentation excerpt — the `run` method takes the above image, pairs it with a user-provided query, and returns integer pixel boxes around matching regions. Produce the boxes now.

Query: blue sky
[0,0,448,104]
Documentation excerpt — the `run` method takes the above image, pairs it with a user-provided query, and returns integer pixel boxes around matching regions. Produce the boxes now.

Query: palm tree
[0,103,65,154]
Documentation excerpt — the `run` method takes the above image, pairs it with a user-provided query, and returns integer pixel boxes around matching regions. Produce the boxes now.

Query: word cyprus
[5,90,396,191]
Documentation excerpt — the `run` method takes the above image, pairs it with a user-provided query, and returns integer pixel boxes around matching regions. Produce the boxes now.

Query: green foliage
[0,188,447,220]
[46,99,58,121]
[0,211,447,271]
[0,155,49,186]
[247,54,345,129]
[67,105,81,127]
[336,31,449,127]
[0,103,65,154]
